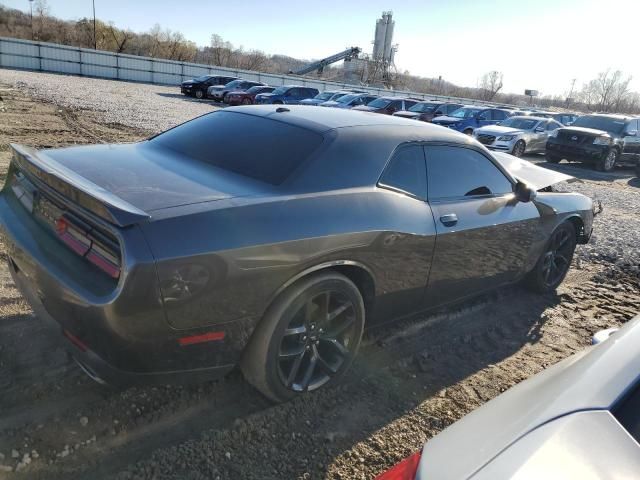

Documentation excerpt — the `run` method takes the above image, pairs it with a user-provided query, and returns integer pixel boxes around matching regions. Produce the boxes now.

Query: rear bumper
[8,260,234,386]
[0,187,244,386]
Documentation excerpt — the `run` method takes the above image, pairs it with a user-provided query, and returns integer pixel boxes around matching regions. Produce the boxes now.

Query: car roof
[225,104,449,131]
[587,113,638,120]
[418,315,640,480]
[508,115,548,121]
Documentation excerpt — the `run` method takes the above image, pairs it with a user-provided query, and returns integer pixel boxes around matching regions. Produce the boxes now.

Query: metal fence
[0,36,480,104]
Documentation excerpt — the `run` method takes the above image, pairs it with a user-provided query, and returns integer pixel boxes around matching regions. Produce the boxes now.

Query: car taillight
[55,216,121,279]
[375,452,421,480]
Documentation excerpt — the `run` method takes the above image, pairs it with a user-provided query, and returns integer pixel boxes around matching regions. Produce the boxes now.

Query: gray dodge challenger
[0,106,594,402]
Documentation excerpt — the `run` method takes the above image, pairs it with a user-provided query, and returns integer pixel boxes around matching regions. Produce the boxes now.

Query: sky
[3,0,640,97]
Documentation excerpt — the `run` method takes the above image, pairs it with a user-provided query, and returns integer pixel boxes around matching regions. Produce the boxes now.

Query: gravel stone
[0,68,220,134]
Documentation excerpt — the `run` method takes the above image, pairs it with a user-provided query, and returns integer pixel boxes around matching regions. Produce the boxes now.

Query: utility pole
[28,0,34,40]
[92,0,97,49]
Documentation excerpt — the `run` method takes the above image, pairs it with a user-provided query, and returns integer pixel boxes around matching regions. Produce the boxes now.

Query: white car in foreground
[377,315,640,480]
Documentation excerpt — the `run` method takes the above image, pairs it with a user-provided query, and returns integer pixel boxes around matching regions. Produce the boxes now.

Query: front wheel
[242,97,252,105]
[511,140,526,157]
[195,89,204,99]
[241,272,365,403]
[545,153,561,163]
[525,222,577,293]
[597,148,618,172]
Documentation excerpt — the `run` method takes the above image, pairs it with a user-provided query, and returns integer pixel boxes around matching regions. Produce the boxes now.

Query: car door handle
[440,214,458,227]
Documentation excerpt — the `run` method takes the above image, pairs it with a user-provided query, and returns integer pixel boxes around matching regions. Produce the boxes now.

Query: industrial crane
[291,47,361,75]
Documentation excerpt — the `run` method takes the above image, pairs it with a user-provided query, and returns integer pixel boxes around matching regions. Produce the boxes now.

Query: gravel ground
[0,69,639,480]
[0,69,220,133]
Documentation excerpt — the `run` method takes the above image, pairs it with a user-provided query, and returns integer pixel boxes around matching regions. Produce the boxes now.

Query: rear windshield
[337,94,360,104]
[150,111,323,185]
[572,116,627,134]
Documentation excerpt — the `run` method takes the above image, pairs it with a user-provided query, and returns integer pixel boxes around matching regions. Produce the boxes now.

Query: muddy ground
[0,78,639,479]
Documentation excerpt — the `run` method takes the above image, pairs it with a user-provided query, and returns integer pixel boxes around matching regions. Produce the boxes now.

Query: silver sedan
[474,116,563,157]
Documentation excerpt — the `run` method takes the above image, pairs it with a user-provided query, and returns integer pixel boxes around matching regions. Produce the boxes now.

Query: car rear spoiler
[10,144,150,227]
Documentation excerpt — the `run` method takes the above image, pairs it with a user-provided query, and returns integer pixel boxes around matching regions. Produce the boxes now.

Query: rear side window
[426,146,512,199]
[150,111,323,185]
[379,146,427,199]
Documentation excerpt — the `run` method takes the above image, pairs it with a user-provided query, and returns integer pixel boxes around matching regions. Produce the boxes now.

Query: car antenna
[276,107,290,113]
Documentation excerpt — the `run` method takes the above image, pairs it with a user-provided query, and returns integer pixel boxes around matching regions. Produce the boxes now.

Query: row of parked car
[180,75,640,174]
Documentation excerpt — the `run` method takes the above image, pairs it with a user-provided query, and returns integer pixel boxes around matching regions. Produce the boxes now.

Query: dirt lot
[0,72,639,480]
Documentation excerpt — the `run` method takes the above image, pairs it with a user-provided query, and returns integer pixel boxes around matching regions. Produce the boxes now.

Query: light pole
[92,0,97,49]
[28,0,34,40]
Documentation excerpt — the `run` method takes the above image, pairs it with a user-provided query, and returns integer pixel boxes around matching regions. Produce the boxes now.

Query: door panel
[427,197,540,307]
[423,145,541,308]
[622,119,640,161]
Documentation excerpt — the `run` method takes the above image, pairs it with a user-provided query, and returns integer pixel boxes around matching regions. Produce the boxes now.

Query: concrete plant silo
[382,12,395,62]
[372,17,386,59]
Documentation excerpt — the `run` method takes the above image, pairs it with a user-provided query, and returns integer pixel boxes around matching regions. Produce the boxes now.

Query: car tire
[195,89,204,99]
[242,98,252,105]
[525,221,577,293]
[241,272,365,403]
[545,153,561,163]
[512,140,526,157]
[597,148,618,172]
[635,161,640,178]
[463,128,473,135]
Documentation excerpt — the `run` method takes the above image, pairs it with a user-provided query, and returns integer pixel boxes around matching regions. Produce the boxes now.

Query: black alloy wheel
[277,290,358,392]
[241,272,365,402]
[526,222,577,293]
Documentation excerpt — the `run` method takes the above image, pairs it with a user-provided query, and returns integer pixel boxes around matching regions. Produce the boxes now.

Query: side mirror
[625,130,638,137]
[515,181,537,203]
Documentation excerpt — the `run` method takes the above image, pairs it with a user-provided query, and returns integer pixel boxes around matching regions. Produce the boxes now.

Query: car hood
[476,126,524,136]
[181,80,195,86]
[416,315,640,480]
[432,115,463,124]
[393,111,421,118]
[492,152,574,189]
[558,126,610,137]
[352,106,376,112]
[300,98,323,105]
[44,142,263,213]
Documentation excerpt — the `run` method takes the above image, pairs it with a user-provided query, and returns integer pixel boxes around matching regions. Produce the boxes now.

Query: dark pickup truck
[546,114,640,172]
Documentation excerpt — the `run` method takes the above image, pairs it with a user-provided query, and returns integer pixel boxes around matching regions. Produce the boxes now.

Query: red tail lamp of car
[375,452,421,480]
[55,216,121,279]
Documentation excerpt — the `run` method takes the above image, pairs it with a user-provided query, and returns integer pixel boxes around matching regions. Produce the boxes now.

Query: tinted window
[625,119,639,133]
[426,146,512,199]
[379,146,427,199]
[613,381,640,444]
[493,110,508,120]
[150,111,323,185]
[477,110,492,120]
[446,104,462,114]
[547,121,561,131]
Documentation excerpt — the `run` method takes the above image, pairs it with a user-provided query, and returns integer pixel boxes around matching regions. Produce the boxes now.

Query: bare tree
[479,71,503,101]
